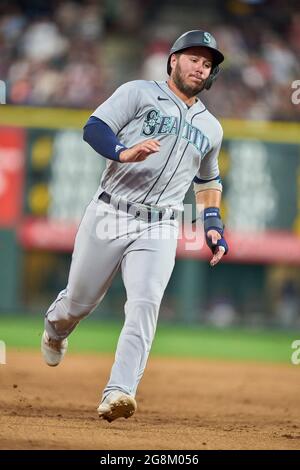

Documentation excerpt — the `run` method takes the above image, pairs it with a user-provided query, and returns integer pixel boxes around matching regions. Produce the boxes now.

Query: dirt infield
[0,350,300,450]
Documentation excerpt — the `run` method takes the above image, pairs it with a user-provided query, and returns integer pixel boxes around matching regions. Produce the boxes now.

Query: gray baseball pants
[45,196,178,397]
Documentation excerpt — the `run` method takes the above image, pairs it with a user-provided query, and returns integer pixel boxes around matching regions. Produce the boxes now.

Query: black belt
[98,191,175,222]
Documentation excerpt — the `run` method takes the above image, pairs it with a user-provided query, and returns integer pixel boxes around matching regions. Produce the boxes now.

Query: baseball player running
[41,30,228,422]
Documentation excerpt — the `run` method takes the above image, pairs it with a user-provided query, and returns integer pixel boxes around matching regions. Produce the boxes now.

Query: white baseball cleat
[41,330,68,367]
[97,391,137,422]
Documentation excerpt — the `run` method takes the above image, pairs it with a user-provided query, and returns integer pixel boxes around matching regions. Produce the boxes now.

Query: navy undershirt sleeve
[83,116,127,162]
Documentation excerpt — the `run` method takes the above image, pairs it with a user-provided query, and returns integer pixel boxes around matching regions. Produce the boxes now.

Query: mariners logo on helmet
[203,32,211,44]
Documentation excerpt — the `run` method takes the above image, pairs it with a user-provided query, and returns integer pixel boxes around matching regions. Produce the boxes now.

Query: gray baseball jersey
[92,80,223,210]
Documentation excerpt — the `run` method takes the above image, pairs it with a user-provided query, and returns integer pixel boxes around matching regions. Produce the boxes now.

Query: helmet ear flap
[204,65,220,90]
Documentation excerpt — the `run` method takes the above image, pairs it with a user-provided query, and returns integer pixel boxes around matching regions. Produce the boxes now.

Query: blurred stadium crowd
[0,0,299,119]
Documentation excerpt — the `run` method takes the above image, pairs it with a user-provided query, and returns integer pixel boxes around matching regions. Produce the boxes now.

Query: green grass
[0,315,299,363]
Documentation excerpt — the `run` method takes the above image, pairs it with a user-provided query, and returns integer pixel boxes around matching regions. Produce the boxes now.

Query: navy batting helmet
[167,30,224,90]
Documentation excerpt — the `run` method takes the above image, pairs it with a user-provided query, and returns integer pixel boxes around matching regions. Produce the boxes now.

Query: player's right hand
[119,139,160,163]
[206,229,228,267]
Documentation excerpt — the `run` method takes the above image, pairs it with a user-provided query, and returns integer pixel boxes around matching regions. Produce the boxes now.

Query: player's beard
[172,62,206,97]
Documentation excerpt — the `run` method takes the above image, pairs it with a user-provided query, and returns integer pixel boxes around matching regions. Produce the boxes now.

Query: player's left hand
[206,229,227,267]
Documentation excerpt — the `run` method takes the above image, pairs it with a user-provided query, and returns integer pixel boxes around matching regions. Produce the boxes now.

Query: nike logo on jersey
[157,96,169,101]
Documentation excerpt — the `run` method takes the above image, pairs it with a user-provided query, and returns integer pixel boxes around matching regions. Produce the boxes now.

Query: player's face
[171,47,213,97]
